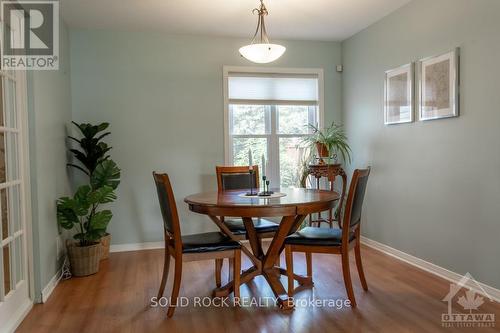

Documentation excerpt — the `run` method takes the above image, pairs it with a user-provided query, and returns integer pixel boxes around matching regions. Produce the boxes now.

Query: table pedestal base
[209,215,311,309]
[212,264,313,309]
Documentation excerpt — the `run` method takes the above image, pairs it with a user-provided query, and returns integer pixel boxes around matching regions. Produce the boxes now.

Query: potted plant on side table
[301,122,351,164]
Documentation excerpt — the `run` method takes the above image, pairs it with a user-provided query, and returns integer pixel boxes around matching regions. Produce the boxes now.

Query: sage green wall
[342,0,500,288]
[69,30,342,244]
[28,21,72,301]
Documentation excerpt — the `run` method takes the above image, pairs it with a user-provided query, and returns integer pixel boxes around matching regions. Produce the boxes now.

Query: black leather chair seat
[285,227,355,246]
[181,232,241,253]
[224,218,279,235]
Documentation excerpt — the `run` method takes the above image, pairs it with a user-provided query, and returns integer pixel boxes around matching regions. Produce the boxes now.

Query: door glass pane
[1,188,8,240]
[3,244,11,295]
[0,132,5,183]
[279,137,308,188]
[277,105,314,134]
[10,185,20,232]
[4,78,17,129]
[14,236,23,284]
[232,137,267,172]
[6,133,19,181]
[230,105,268,135]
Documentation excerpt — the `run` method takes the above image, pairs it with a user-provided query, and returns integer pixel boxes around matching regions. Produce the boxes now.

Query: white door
[0,15,32,332]
[0,68,31,332]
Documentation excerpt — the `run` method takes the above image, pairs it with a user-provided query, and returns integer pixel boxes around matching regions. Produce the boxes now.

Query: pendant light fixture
[239,0,286,64]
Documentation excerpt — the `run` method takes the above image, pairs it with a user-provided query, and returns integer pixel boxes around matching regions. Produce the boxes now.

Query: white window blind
[228,74,319,105]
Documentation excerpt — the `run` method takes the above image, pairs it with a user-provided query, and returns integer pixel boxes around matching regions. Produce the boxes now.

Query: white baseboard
[110,241,163,253]
[361,236,500,303]
[41,269,62,303]
[3,299,33,333]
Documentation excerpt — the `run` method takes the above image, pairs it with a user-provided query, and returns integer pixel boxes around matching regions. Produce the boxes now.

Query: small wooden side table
[307,163,347,228]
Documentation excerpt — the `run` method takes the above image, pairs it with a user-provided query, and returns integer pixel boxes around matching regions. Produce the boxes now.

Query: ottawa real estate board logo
[441,272,496,328]
[1,0,59,70]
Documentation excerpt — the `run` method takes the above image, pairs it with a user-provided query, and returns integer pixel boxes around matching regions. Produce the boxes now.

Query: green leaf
[69,148,87,163]
[72,121,89,136]
[73,122,109,140]
[67,136,81,145]
[56,198,79,229]
[90,210,112,230]
[96,132,111,141]
[91,160,121,189]
[96,122,110,133]
[73,185,92,215]
[88,186,116,204]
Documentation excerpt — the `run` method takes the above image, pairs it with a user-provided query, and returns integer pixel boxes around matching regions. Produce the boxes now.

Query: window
[224,68,323,188]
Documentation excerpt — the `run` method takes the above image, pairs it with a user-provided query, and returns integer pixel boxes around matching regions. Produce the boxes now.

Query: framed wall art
[418,48,460,121]
[384,63,414,125]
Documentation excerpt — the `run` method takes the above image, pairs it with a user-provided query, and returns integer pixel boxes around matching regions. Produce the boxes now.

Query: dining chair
[216,165,280,237]
[153,172,241,317]
[214,165,280,287]
[284,168,370,307]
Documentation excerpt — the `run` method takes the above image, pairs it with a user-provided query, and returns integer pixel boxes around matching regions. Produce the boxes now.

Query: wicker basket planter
[100,233,111,260]
[67,242,102,276]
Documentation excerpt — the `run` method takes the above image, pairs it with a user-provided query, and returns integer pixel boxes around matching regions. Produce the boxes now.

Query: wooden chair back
[152,172,182,250]
[342,168,371,240]
[216,165,260,191]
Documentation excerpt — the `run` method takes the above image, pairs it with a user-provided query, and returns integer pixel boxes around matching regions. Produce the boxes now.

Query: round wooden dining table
[184,187,340,309]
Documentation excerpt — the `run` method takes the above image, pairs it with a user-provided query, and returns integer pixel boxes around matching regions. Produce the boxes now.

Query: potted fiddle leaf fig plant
[66,122,120,260]
[57,179,116,276]
[301,122,352,165]
[57,122,120,276]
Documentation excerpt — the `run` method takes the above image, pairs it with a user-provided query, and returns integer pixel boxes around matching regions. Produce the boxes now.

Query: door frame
[18,70,35,302]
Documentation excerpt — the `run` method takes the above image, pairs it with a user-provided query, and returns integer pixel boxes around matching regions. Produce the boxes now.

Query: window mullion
[228,135,233,165]
[265,106,272,135]
[308,105,318,129]
[269,105,279,186]
[227,105,233,164]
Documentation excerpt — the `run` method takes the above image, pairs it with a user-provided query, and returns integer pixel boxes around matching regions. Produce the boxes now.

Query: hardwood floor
[17,245,499,333]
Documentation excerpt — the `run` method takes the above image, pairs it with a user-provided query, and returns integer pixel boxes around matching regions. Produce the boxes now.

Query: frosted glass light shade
[239,43,286,64]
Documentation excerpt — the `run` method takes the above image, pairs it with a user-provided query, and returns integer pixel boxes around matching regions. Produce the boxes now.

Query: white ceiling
[60,0,411,41]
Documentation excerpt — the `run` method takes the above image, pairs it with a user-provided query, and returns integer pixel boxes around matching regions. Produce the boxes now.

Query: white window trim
[222,66,325,165]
